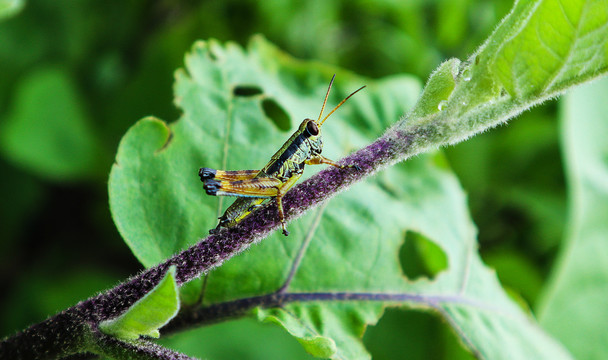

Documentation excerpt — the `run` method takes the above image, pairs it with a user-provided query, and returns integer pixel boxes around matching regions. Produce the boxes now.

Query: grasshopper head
[314,74,366,131]
[299,118,320,138]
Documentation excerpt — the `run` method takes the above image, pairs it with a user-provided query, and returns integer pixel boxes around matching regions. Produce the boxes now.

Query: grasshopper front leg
[305,155,360,170]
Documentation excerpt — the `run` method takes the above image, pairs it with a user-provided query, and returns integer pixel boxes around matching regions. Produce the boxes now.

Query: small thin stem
[277,203,327,293]
[163,289,502,335]
[196,275,209,306]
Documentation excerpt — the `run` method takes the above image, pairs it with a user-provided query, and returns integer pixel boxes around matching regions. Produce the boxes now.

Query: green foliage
[0,67,105,180]
[489,0,608,98]
[538,77,608,359]
[1,0,608,359]
[405,0,608,149]
[0,0,23,21]
[108,37,422,268]
[110,35,572,359]
[99,266,179,341]
[160,318,315,360]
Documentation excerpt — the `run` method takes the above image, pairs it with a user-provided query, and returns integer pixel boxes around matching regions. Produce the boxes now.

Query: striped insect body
[199,75,365,236]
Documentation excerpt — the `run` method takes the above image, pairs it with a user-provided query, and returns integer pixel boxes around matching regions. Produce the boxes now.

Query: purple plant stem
[163,291,436,334]
[0,129,411,360]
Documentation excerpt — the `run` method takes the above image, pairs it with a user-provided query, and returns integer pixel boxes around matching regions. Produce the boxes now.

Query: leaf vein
[542,1,592,93]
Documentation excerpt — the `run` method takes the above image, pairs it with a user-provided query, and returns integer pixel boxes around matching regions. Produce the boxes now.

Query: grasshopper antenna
[316,74,336,124]
[319,81,366,126]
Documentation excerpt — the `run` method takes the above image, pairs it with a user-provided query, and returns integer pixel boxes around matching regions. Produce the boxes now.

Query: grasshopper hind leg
[199,167,217,180]
[203,179,221,195]
[200,169,298,236]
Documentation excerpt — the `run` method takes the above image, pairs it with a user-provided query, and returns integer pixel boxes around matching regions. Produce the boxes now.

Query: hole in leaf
[262,98,290,131]
[364,308,476,359]
[233,85,263,97]
[400,231,448,280]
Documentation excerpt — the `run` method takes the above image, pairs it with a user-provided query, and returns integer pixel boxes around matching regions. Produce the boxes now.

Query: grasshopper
[199,75,365,236]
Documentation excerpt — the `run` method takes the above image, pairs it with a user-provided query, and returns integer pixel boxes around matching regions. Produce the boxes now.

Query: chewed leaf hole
[364,308,475,358]
[262,98,290,131]
[233,85,263,97]
[400,231,448,280]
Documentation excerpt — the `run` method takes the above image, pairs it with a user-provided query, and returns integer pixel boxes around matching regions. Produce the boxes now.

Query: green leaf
[110,36,571,359]
[402,0,608,153]
[256,306,337,358]
[537,77,608,359]
[99,266,180,341]
[249,154,570,360]
[109,36,421,268]
[488,0,608,99]
[0,66,104,180]
[410,58,460,118]
[0,0,24,21]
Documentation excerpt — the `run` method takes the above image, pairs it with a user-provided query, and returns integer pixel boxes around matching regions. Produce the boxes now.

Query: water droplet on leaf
[438,100,448,111]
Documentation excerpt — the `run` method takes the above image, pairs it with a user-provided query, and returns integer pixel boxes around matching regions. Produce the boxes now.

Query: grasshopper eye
[306,120,319,136]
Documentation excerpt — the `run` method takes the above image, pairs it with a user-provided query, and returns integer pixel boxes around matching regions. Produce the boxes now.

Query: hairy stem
[3,11,605,352]
[0,71,556,359]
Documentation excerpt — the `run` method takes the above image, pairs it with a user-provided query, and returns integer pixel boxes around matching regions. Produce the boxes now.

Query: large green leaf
[109,36,571,359]
[109,36,421,268]
[538,77,608,359]
[487,0,608,98]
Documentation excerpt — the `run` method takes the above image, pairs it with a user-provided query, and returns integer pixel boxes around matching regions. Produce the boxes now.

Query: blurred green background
[0,0,565,359]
